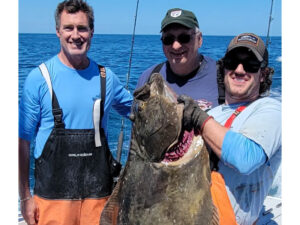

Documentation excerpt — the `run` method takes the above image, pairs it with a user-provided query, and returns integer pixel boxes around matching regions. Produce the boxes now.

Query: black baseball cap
[226,33,268,67]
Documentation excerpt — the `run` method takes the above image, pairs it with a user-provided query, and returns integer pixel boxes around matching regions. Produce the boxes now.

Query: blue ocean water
[19,33,282,195]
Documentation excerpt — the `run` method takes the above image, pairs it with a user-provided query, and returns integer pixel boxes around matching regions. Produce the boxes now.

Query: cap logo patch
[237,34,258,46]
[170,10,182,18]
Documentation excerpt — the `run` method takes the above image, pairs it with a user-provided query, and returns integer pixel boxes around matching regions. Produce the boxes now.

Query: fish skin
[130,73,183,162]
[100,73,219,225]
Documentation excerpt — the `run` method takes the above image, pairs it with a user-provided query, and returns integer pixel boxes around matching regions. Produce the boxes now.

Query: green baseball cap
[161,8,199,32]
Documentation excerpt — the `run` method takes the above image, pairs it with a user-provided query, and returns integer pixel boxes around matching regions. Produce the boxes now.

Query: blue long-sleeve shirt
[19,55,133,158]
[221,130,267,175]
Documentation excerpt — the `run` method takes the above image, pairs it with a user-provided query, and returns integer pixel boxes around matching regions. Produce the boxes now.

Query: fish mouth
[148,74,203,165]
[163,130,194,162]
[160,128,204,166]
[133,73,203,164]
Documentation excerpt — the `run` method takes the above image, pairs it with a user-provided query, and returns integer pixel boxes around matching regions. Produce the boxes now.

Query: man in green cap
[135,8,220,110]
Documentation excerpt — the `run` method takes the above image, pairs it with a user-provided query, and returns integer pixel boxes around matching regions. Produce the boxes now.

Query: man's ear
[260,70,265,82]
[197,32,203,48]
[56,27,60,38]
[90,29,94,38]
[261,67,274,82]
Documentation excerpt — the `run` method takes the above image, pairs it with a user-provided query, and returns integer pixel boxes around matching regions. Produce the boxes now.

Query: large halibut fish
[100,73,219,225]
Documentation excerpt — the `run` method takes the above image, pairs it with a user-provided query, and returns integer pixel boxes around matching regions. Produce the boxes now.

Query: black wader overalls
[34,64,121,200]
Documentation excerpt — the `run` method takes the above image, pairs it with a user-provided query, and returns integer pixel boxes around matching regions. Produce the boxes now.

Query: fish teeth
[163,130,194,161]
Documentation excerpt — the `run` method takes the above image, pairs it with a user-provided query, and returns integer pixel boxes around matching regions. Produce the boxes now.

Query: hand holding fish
[178,95,213,132]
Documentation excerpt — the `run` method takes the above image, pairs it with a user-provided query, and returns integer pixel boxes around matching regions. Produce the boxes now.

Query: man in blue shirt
[18,1,132,224]
[136,8,219,110]
[178,33,281,225]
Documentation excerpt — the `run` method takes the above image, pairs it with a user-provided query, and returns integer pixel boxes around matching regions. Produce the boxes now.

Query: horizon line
[18,32,282,38]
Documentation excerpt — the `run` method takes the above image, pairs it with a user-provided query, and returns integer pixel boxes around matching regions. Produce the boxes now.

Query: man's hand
[177,95,211,132]
[21,197,39,225]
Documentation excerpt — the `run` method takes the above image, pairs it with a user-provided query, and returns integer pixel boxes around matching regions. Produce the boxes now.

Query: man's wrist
[200,116,213,132]
[194,109,210,130]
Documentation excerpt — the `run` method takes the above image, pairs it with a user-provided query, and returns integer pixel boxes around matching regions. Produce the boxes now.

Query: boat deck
[256,196,281,225]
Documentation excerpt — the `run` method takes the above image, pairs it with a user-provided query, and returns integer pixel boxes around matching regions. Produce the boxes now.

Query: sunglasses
[223,57,261,73]
[161,33,195,45]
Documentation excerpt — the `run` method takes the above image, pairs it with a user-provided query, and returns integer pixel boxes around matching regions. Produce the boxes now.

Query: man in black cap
[136,8,219,111]
[178,33,281,225]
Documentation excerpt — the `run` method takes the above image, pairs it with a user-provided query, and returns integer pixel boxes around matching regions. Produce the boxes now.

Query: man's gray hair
[195,27,201,34]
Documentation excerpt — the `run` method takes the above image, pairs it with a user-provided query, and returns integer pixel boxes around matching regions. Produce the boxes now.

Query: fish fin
[100,178,122,225]
[211,203,220,225]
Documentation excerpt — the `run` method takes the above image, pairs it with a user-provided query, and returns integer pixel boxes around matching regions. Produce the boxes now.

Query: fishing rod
[116,0,140,163]
[266,0,274,49]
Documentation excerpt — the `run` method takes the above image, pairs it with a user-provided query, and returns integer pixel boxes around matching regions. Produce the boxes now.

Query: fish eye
[133,101,145,113]
[138,102,145,111]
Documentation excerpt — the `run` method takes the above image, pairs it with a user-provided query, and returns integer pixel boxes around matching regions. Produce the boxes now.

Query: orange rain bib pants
[210,171,238,225]
[34,195,109,225]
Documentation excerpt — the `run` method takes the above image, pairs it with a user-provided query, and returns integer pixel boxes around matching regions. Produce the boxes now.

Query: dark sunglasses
[223,57,262,73]
[161,33,195,45]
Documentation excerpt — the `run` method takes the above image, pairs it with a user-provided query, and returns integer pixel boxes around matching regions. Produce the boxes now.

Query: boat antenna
[266,0,274,49]
[116,0,140,163]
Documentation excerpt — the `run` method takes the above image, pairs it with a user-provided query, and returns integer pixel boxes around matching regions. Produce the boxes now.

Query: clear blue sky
[19,0,282,36]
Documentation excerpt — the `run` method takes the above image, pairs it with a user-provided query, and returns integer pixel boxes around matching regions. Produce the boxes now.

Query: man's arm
[19,138,31,200]
[178,95,227,158]
[201,118,228,158]
[19,138,38,225]
[178,95,267,173]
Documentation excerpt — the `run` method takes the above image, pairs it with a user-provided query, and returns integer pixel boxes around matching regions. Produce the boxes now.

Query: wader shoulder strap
[216,60,225,105]
[99,65,106,123]
[151,62,164,74]
[224,106,247,128]
[147,62,165,82]
[93,65,106,147]
[38,63,65,128]
[39,63,53,99]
